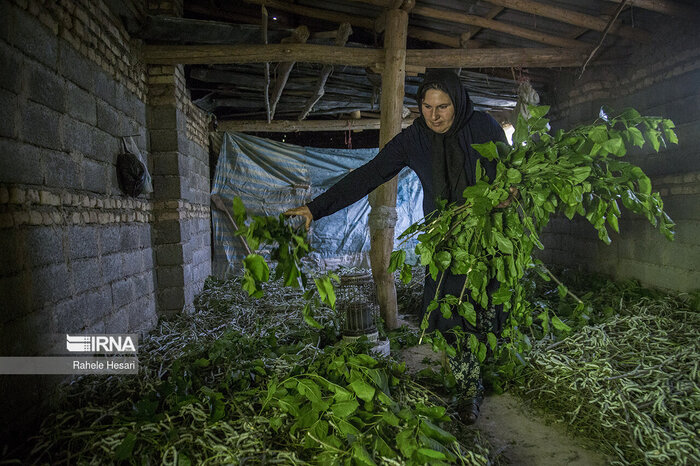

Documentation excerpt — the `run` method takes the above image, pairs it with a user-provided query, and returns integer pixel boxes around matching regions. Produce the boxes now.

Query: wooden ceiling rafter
[485,0,650,42]
[564,2,624,40]
[407,26,461,48]
[242,0,590,50]
[461,6,504,46]
[242,0,468,50]
[579,0,630,76]
[167,0,696,130]
[348,0,697,26]
[409,4,589,48]
[322,0,592,49]
[606,0,699,18]
[182,0,696,54]
[369,9,467,49]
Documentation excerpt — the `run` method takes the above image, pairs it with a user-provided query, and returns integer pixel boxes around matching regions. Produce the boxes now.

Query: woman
[285,69,512,422]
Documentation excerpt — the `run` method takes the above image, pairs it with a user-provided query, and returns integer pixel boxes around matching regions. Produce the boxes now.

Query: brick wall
[0,0,155,347]
[147,65,211,315]
[540,17,700,292]
[0,0,212,440]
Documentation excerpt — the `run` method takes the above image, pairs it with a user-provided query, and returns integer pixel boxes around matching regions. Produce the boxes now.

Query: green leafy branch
[261,343,479,464]
[232,197,339,328]
[388,105,678,376]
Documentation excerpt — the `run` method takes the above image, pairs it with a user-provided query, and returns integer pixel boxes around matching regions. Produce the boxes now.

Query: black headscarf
[416,69,475,204]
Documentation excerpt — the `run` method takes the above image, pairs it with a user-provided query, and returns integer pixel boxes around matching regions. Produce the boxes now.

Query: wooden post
[261,6,271,123]
[368,7,407,331]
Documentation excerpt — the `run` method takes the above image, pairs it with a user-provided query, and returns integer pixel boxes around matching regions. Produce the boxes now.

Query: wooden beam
[142,44,384,66]
[371,62,426,75]
[411,4,589,48]
[368,8,408,331]
[240,0,483,50]
[144,43,592,68]
[406,47,590,68]
[312,30,341,40]
[243,0,435,50]
[606,0,699,18]
[408,26,460,48]
[568,3,621,39]
[461,6,504,44]
[217,117,415,132]
[262,6,271,123]
[485,0,650,42]
[186,0,482,49]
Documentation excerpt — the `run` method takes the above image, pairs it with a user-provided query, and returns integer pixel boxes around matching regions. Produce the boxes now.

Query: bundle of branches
[389,106,677,371]
[16,277,491,465]
[520,292,699,465]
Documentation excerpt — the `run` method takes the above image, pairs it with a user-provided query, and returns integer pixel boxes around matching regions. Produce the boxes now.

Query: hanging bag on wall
[117,137,153,197]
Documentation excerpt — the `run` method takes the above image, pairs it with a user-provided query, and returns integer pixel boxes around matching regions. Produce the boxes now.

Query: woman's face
[421,89,455,134]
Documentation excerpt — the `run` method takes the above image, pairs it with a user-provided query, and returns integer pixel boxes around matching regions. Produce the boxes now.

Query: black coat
[308,113,506,220]
[307,113,508,334]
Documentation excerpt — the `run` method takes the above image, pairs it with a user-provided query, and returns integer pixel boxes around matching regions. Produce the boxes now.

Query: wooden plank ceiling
[131,0,697,128]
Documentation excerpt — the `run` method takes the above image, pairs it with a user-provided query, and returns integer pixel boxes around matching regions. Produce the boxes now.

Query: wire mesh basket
[337,273,378,337]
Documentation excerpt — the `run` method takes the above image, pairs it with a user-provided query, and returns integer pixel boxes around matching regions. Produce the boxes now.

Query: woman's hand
[283,205,313,230]
[497,186,519,208]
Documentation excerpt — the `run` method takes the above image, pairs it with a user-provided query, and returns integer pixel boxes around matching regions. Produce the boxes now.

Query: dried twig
[579,0,629,78]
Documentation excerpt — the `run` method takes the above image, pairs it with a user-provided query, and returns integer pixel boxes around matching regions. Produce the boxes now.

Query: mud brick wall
[0,0,211,440]
[539,17,699,292]
[148,65,211,314]
[0,0,155,351]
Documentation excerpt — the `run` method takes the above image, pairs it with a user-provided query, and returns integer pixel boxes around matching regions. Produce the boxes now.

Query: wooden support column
[368,7,407,331]
[261,6,271,123]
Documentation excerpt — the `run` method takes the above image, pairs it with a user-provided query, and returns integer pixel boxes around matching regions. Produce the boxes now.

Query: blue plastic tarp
[211,132,423,277]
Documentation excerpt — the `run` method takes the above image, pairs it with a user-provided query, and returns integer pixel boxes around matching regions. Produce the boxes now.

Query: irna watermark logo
[66,334,138,353]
